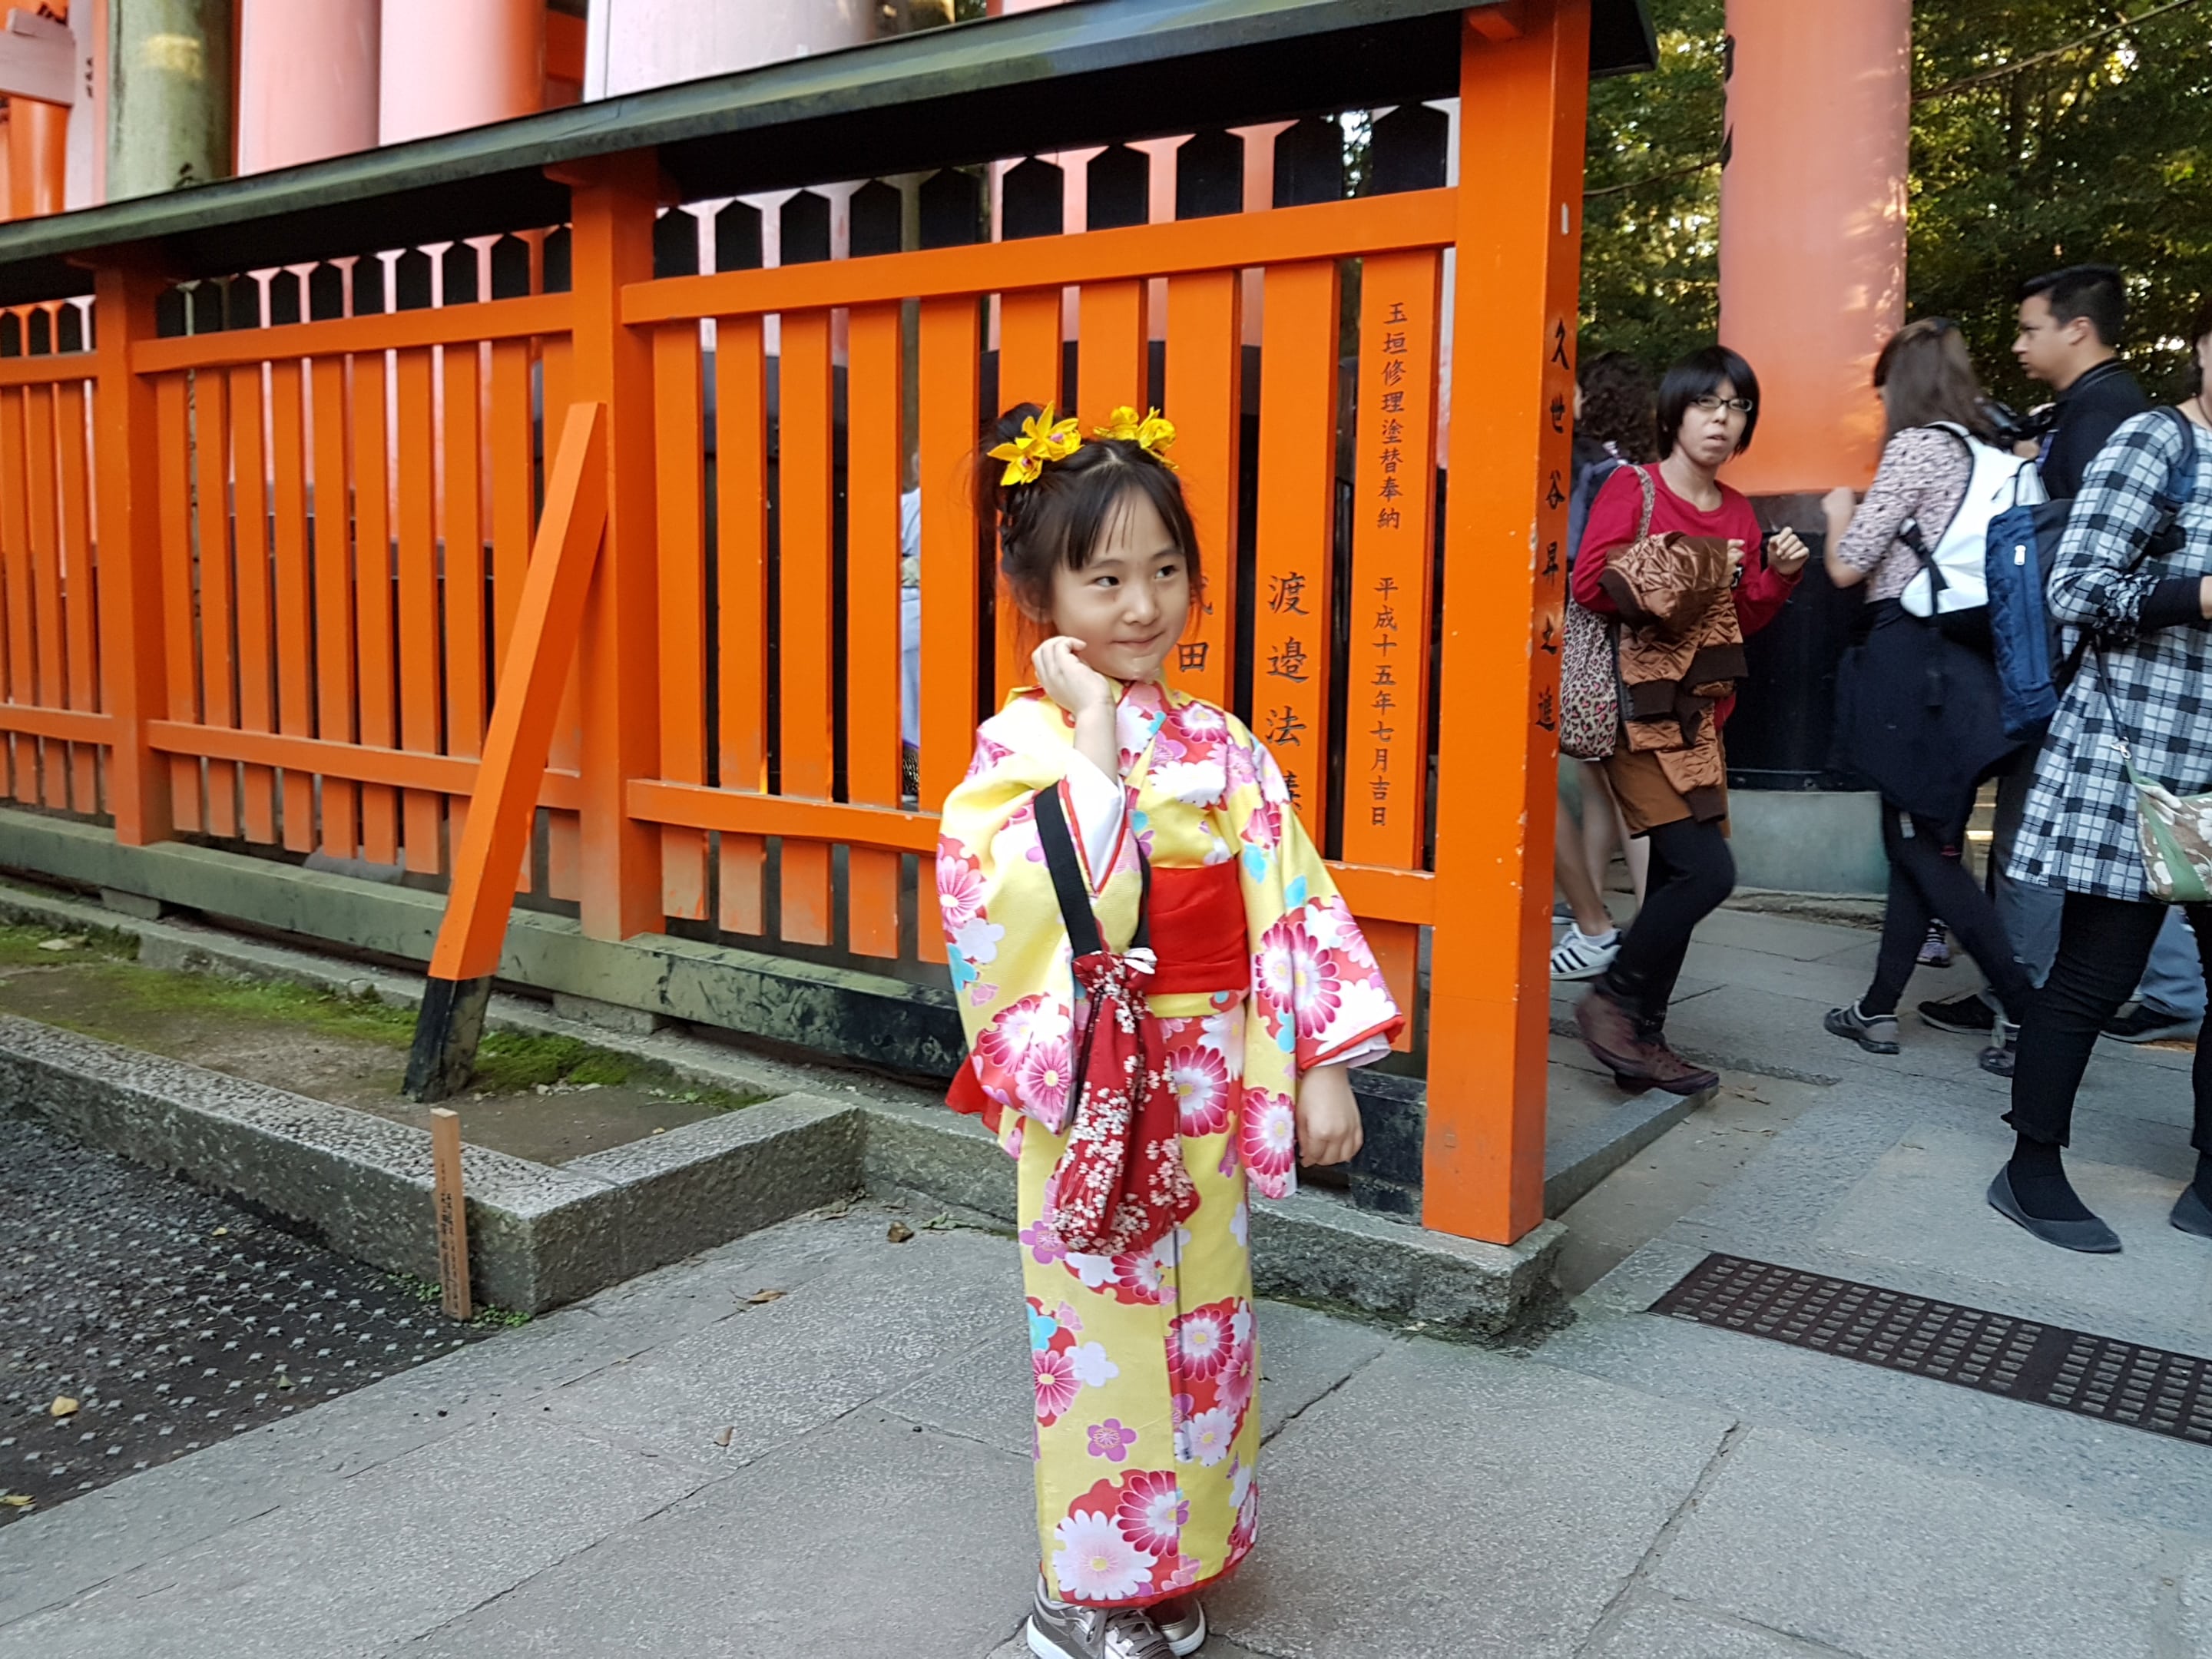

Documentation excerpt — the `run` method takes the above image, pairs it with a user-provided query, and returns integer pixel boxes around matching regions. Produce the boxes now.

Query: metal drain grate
[1650,1253,2212,1448]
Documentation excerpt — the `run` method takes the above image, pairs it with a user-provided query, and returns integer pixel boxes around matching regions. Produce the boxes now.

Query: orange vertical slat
[651,320,708,920]
[229,364,277,843]
[715,314,767,935]
[55,379,97,811]
[193,372,240,837]
[1250,260,1340,839]
[488,340,534,668]
[310,356,356,857]
[351,351,398,863]
[846,300,903,959]
[23,384,65,805]
[777,309,835,947]
[1163,271,1241,710]
[916,295,982,966]
[0,388,32,801]
[488,335,534,891]
[154,374,202,831]
[442,340,486,870]
[270,357,316,851]
[538,332,581,899]
[1078,280,1146,424]
[993,287,1061,700]
[1342,250,1441,873]
[394,346,442,873]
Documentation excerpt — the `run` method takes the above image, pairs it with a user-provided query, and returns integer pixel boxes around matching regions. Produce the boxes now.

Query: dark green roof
[0,0,1654,305]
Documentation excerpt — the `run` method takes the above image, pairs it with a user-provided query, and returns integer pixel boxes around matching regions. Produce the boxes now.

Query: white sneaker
[1551,925,1620,981]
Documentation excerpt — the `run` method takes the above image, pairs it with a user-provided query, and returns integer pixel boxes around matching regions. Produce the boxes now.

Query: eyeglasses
[1690,396,1756,415]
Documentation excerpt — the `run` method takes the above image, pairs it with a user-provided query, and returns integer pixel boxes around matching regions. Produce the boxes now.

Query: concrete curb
[0,1002,1563,1339]
[0,1011,865,1313]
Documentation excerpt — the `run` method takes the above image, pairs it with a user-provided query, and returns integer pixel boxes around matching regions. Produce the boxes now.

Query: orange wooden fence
[0,2,1590,1247]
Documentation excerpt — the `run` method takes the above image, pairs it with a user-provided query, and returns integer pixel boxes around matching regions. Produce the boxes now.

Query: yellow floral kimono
[936,677,1401,1606]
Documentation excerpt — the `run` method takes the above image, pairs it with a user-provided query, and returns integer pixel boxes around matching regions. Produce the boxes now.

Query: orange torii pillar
[1717,0,1911,495]
[237,0,382,174]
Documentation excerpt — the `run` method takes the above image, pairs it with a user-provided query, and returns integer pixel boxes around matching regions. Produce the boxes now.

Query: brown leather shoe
[1576,984,1657,1081]
[1637,1034,1720,1096]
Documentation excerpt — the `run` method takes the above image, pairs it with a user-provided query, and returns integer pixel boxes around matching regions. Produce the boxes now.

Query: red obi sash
[947,859,1248,1123]
[1141,861,1249,996]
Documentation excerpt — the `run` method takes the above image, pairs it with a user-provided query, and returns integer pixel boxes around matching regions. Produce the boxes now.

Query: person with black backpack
[1988,295,2212,1253]
[1821,320,2038,1064]
[1921,265,2166,1067]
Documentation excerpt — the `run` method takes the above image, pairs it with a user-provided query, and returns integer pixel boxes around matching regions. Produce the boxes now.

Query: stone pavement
[5,905,2212,1657]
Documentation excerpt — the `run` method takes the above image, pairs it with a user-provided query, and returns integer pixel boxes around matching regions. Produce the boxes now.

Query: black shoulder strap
[1031,784,1149,959]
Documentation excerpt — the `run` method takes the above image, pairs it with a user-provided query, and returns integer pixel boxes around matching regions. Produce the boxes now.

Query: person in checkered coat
[1992,296,2212,1253]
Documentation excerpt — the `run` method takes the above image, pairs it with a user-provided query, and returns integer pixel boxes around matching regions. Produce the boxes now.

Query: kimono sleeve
[1222,716,1406,1072]
[935,696,1143,1136]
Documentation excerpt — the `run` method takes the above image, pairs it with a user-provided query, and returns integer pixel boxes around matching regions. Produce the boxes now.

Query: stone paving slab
[1538,1305,2212,1542]
[5,1414,709,1659]
[1813,1121,2212,1323]
[535,1224,1012,1470]
[1649,1427,2178,1659]
[410,1409,1035,1659]
[0,1207,926,1626]
[2182,1551,2212,1656]
[1583,1598,1844,1658]
[1200,1341,1736,1659]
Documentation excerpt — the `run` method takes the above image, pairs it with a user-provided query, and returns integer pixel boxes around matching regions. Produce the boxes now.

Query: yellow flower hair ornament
[1095,406,1177,469]
[988,403,1084,486]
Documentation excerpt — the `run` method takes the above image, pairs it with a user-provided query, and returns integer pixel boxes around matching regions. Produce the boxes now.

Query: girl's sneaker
[1154,1600,1207,1657]
[1551,925,1620,982]
[1826,1001,1901,1055]
[1027,1581,1179,1659]
[1918,923,1952,969]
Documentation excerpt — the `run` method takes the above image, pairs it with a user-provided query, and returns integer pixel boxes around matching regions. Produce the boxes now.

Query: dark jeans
[2008,892,2212,1152]
[1603,816,1734,1025]
[1863,802,2033,1022]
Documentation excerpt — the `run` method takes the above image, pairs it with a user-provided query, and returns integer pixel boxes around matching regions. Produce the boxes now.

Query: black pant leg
[1897,810,2035,1020]
[1864,806,1936,1017]
[1606,817,1734,1022]
[2182,906,2212,1156]
[2008,892,2165,1147]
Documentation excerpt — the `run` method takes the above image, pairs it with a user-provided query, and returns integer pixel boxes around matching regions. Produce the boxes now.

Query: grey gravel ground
[0,1113,495,1524]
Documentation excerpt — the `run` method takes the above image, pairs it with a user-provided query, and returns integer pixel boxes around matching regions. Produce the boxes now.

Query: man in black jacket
[2012,263,2151,498]
[1921,263,2188,1065]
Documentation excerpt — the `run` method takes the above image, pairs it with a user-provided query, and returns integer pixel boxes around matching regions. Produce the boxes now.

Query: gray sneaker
[1825,1001,1900,1055]
[1027,1579,1179,1659]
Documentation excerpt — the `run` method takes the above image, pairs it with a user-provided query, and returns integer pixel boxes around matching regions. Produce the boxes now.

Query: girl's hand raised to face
[1033,635,1117,718]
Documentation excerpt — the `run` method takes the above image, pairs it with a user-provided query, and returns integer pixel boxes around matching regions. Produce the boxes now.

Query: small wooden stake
[429,1108,473,1321]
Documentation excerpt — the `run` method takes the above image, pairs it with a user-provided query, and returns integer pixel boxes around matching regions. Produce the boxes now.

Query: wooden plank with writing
[429,1108,473,1321]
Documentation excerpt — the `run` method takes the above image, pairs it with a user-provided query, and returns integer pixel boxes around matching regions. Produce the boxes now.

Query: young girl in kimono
[938,403,1405,1659]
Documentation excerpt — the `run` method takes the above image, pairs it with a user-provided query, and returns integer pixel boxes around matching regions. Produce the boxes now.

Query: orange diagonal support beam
[427,402,608,982]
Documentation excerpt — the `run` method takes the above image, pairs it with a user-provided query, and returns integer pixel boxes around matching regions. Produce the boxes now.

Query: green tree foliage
[1579,0,1725,368]
[1581,1,2212,403]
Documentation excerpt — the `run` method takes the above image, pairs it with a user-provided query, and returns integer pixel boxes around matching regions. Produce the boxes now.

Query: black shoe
[2172,1184,2212,1240]
[1987,1168,2121,1253]
[1919,992,1996,1036]
[2101,1002,2202,1045]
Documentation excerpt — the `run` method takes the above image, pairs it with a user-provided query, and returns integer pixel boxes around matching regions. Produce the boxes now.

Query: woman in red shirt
[1569,346,1810,1093]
